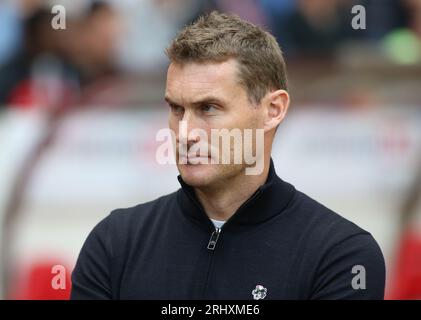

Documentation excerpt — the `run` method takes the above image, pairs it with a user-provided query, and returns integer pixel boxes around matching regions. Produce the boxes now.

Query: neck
[194,158,270,221]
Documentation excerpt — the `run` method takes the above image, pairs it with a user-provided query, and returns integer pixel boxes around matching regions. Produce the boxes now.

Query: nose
[177,112,201,149]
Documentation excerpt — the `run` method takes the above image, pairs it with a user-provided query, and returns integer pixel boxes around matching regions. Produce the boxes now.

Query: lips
[177,142,215,164]
[179,154,211,164]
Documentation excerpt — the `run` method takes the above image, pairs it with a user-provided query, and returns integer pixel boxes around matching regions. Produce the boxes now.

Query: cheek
[233,114,260,131]
[228,105,261,130]
[192,119,212,139]
[208,114,241,131]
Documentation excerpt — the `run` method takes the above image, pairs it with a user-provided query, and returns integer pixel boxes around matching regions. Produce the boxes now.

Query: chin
[177,163,219,187]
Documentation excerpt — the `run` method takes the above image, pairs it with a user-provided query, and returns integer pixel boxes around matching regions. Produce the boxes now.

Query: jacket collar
[176,158,296,231]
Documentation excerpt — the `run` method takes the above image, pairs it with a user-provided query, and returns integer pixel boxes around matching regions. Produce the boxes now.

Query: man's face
[165,59,264,188]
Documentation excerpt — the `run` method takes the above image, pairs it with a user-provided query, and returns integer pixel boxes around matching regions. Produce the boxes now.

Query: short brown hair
[165,11,288,104]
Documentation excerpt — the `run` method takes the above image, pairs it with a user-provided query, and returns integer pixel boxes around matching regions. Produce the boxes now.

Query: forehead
[165,59,244,103]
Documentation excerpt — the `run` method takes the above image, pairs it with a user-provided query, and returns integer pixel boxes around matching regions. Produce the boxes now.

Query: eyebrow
[164,95,226,107]
[164,96,182,107]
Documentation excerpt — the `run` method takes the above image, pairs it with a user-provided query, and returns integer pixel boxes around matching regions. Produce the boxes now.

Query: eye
[201,104,218,113]
[169,104,184,116]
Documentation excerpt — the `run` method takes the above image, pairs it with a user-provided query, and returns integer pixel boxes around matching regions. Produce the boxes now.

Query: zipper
[202,226,221,297]
[207,227,221,250]
[205,188,263,251]
[201,189,263,296]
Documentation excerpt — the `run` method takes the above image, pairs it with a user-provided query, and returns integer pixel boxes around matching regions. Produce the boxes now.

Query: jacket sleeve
[310,233,386,300]
[70,215,113,300]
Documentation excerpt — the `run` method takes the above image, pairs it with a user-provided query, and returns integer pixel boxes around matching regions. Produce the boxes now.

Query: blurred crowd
[0,0,420,110]
[0,0,122,110]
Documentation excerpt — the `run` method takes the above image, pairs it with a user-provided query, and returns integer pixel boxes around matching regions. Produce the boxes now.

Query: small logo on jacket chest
[252,285,267,300]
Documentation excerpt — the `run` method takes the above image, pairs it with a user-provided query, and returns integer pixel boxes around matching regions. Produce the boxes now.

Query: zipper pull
[207,228,221,250]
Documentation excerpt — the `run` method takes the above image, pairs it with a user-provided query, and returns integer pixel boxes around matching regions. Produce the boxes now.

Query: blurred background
[0,0,420,300]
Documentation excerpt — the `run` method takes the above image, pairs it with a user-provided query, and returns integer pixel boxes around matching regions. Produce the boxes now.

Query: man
[71,11,385,299]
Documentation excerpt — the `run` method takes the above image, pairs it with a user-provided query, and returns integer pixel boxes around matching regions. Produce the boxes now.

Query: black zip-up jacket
[71,160,386,299]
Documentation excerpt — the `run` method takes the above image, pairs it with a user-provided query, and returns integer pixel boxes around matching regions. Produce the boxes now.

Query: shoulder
[286,189,385,269]
[87,190,179,257]
[107,191,178,225]
[290,190,371,244]
[286,190,385,298]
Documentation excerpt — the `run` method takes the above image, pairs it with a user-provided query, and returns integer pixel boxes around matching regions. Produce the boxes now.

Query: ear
[263,89,290,133]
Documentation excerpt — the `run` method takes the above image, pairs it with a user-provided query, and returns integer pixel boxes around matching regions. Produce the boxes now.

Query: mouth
[179,155,212,165]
